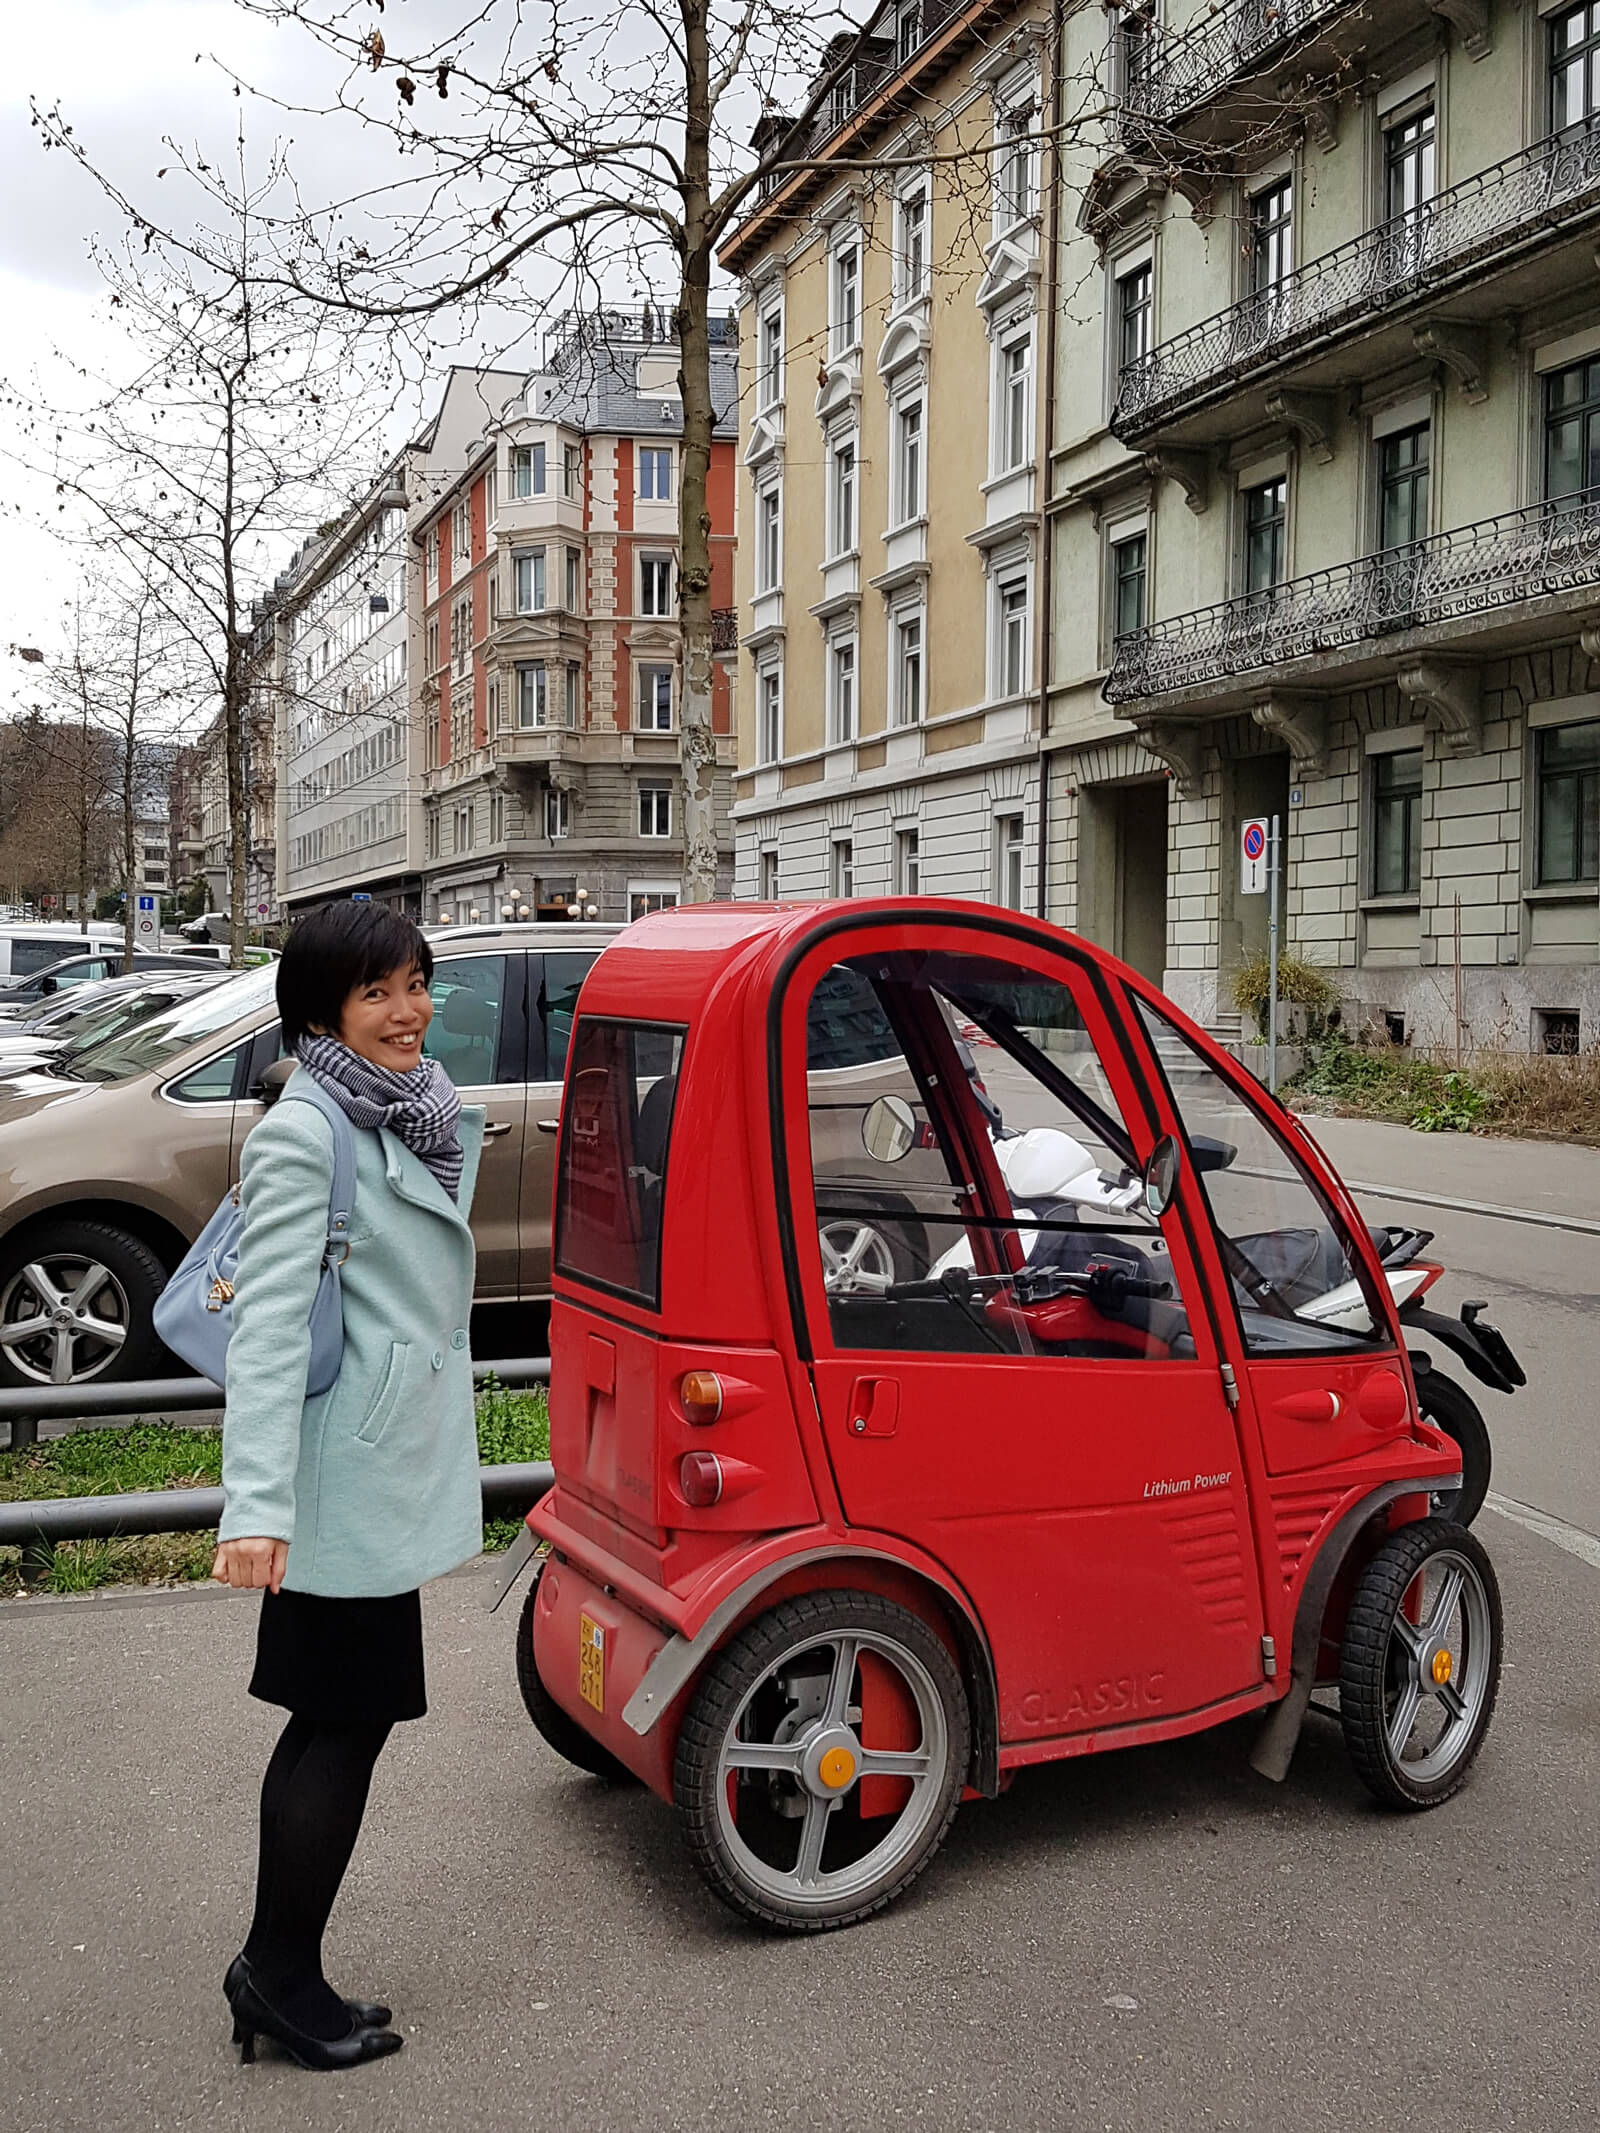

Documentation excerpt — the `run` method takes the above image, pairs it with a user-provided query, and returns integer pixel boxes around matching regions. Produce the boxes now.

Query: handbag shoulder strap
[280,1077,359,1258]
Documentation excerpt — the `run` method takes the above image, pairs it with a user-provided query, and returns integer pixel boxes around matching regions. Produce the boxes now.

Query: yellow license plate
[578,1612,605,1713]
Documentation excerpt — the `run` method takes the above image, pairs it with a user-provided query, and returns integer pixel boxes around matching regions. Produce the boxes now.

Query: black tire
[0,1219,169,1390]
[1339,1518,1501,1811]
[675,1590,969,1933]
[514,1572,635,1782]
[1416,1370,1491,1527]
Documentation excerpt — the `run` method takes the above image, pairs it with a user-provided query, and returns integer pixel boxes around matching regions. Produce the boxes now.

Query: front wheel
[1416,1370,1491,1526]
[0,1220,169,1389]
[674,1591,969,1933]
[1339,1519,1501,1811]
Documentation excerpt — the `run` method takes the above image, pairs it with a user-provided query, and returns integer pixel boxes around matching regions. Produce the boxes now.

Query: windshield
[66,965,277,1084]
[56,990,197,1063]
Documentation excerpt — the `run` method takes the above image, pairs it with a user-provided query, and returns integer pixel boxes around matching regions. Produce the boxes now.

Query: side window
[11,939,78,976]
[539,950,600,1083]
[1134,998,1387,1354]
[168,1043,247,1103]
[424,955,507,1089]
[804,953,1194,1360]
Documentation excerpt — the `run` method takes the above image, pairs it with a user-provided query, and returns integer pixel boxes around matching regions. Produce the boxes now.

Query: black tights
[242,1714,393,2041]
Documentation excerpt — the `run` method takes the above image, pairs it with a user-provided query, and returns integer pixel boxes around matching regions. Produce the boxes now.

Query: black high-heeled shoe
[228,1971,404,2072]
[224,1954,392,2031]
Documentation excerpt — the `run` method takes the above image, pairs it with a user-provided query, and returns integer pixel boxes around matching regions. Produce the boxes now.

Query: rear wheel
[0,1220,168,1389]
[515,1572,634,1782]
[1339,1519,1501,1810]
[1416,1370,1491,1526]
[674,1591,969,1933]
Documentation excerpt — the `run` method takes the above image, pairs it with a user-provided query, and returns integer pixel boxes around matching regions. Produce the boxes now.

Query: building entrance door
[1113,779,1168,983]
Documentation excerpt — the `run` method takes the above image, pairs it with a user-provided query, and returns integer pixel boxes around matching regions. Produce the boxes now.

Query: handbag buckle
[205,1278,235,1313]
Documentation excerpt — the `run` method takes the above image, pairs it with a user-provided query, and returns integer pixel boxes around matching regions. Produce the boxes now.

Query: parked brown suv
[0,925,615,1388]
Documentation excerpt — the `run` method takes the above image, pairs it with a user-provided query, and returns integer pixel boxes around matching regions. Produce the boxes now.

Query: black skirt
[249,1586,427,1725]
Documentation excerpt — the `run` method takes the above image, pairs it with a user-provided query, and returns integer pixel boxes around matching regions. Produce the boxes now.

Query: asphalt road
[1,1117,1597,2133]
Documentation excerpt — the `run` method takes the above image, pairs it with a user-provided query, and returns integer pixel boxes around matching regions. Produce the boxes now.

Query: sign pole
[1267,815,1281,1096]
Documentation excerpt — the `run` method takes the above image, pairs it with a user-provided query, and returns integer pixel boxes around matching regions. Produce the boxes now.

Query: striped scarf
[295,1034,465,1203]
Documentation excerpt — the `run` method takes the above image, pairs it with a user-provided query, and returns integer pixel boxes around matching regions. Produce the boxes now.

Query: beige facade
[724,2,1051,907]
[1048,0,1600,1052]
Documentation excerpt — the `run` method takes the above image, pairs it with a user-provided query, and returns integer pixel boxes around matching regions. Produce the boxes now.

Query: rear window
[554,1017,686,1308]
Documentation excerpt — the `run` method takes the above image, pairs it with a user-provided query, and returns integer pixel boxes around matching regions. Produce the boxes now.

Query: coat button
[451,1329,468,1351]
[431,1349,444,1371]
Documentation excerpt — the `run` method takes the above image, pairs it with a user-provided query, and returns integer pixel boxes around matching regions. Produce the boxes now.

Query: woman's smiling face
[335,962,435,1072]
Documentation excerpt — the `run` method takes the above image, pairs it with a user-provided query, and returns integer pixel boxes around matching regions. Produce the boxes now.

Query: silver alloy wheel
[1381,1549,1495,1783]
[0,1255,132,1386]
[818,1219,898,1297]
[713,1627,951,1914]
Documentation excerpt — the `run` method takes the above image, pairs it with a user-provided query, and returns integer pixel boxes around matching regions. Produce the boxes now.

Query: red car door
[780,930,1268,1752]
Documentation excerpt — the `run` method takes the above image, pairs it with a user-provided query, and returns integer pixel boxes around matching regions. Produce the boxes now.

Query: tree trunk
[675,0,720,907]
[225,649,249,970]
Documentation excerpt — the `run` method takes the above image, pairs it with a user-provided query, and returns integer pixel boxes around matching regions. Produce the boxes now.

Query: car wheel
[515,1571,636,1782]
[1417,1370,1491,1527]
[0,1220,169,1390]
[1339,1518,1501,1811]
[675,1591,969,1933]
[817,1215,907,1297]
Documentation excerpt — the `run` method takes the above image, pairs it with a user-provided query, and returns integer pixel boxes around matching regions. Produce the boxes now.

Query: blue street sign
[350,893,372,902]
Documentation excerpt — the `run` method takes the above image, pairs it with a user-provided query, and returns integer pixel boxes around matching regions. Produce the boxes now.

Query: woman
[211,901,485,2072]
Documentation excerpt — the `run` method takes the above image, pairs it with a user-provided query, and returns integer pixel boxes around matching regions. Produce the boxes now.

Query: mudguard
[1403,1300,1525,1395]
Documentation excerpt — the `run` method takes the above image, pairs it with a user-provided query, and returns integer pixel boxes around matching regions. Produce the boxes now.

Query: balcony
[1116,125,1600,447]
[1105,493,1600,716]
[1116,0,1476,155]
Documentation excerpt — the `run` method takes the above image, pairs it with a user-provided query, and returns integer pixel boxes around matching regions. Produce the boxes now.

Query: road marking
[1343,1179,1600,1238]
[1484,1491,1600,1572]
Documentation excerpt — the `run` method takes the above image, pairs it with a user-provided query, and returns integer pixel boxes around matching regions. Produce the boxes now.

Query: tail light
[679,1371,724,1426]
[679,1452,724,1507]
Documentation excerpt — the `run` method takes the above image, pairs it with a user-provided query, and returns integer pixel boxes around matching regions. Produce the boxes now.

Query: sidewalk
[1296,1111,1600,1226]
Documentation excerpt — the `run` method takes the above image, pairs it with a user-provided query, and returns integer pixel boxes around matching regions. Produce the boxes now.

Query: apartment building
[414,324,737,927]
[275,458,422,919]
[1046,0,1600,1051]
[722,0,1050,907]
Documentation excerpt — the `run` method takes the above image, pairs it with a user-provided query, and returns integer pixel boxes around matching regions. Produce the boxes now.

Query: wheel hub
[1427,1644,1454,1687]
[803,1726,861,1798]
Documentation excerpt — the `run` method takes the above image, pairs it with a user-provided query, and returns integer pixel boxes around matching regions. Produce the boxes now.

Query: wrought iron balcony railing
[1116,123,1600,437]
[1104,492,1600,705]
[1121,0,1354,130]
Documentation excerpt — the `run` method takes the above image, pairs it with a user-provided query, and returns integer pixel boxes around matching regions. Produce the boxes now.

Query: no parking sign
[1240,818,1269,896]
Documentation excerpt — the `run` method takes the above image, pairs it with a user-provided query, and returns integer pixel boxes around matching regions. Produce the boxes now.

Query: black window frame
[1243,475,1288,595]
[1384,102,1436,219]
[1536,719,1600,885]
[1249,175,1293,293]
[1550,0,1600,133]
[1543,353,1600,506]
[1377,421,1431,553]
[1111,527,1149,640]
[534,947,602,1084]
[1117,259,1153,373]
[552,1015,688,1311]
[1370,748,1423,898]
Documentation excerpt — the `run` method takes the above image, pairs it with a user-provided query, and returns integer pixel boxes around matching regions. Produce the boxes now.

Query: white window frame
[994,103,1035,233]
[994,809,1025,909]
[637,663,675,732]
[638,782,673,838]
[829,433,858,558]
[544,786,570,840]
[512,547,546,615]
[895,182,930,308]
[830,234,862,359]
[895,824,921,895]
[891,601,925,726]
[757,481,783,592]
[830,836,855,899]
[894,394,925,525]
[639,445,673,501]
[996,326,1034,474]
[510,443,547,499]
[758,303,785,410]
[488,789,506,845]
[564,545,582,612]
[759,847,780,898]
[562,442,582,499]
[516,660,548,728]
[757,660,784,765]
[563,661,581,730]
[992,566,1031,700]
[640,552,674,617]
[828,632,858,746]
[628,881,681,919]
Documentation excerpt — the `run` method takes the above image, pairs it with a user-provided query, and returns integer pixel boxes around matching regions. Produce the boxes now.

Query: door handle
[846,1377,899,1438]
[535,1118,560,1135]
[483,1121,514,1140]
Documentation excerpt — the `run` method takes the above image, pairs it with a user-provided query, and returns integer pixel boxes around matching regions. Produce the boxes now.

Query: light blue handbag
[153,1079,358,1395]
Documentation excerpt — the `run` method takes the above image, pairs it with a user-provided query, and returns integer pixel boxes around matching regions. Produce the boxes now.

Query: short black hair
[277,901,434,1048]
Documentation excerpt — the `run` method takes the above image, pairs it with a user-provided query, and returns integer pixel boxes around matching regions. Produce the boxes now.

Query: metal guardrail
[1121,0,1354,130]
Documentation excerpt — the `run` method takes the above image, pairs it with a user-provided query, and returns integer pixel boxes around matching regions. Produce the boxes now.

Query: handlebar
[883,1263,1174,1313]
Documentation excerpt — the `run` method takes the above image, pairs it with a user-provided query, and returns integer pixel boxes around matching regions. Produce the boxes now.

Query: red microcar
[506,900,1502,1932]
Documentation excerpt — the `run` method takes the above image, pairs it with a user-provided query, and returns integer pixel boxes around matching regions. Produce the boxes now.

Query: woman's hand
[211,1538,289,1592]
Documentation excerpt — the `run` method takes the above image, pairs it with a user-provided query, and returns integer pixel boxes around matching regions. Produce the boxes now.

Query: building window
[563,443,582,499]
[758,666,783,764]
[425,808,440,860]
[831,838,855,898]
[1250,177,1293,293]
[451,499,471,563]
[564,663,581,729]
[424,528,438,595]
[832,242,860,356]
[512,548,546,613]
[759,307,784,408]
[897,0,920,66]
[630,886,680,919]
[995,812,1025,909]
[1371,749,1423,897]
[1117,259,1153,373]
[830,437,857,555]
[896,826,920,895]
[640,554,674,616]
[759,847,780,898]
[1551,1,1600,130]
[426,617,441,674]
[517,662,547,727]
[895,398,924,522]
[510,443,546,498]
[896,188,929,305]
[1537,719,1600,883]
[1111,529,1148,639]
[637,664,674,730]
[758,484,781,590]
[450,594,473,678]
[639,447,673,500]
[545,787,570,841]
[488,676,502,730]
[455,802,474,853]
[996,574,1029,698]
[1244,477,1288,594]
[829,637,857,746]
[894,609,924,725]
[639,783,672,837]
[565,547,582,611]
[1000,333,1032,471]
[1378,423,1431,551]
[1385,104,1436,218]
[996,111,1033,228]
[489,790,506,845]
[1544,355,1600,504]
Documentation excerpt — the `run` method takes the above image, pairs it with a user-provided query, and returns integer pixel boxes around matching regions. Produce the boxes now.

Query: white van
[0,924,129,983]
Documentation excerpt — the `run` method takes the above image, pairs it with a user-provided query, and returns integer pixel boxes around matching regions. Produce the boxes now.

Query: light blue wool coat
[217,1066,487,1597]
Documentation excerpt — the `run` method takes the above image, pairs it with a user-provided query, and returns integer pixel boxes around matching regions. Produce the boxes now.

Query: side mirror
[862,1093,916,1164]
[38,976,57,996]
[1142,1134,1182,1220]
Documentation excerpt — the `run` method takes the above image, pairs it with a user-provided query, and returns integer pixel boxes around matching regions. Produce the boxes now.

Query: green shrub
[1231,952,1343,1036]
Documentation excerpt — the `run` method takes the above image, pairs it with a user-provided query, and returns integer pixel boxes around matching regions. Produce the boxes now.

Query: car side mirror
[1142,1134,1182,1219]
[254,1057,296,1106]
[862,1093,916,1164]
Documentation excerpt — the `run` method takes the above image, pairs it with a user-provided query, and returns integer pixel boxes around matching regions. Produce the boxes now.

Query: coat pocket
[354,1341,411,1447]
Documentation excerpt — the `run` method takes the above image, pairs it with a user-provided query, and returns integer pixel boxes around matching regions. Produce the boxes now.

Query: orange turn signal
[680,1370,724,1426]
